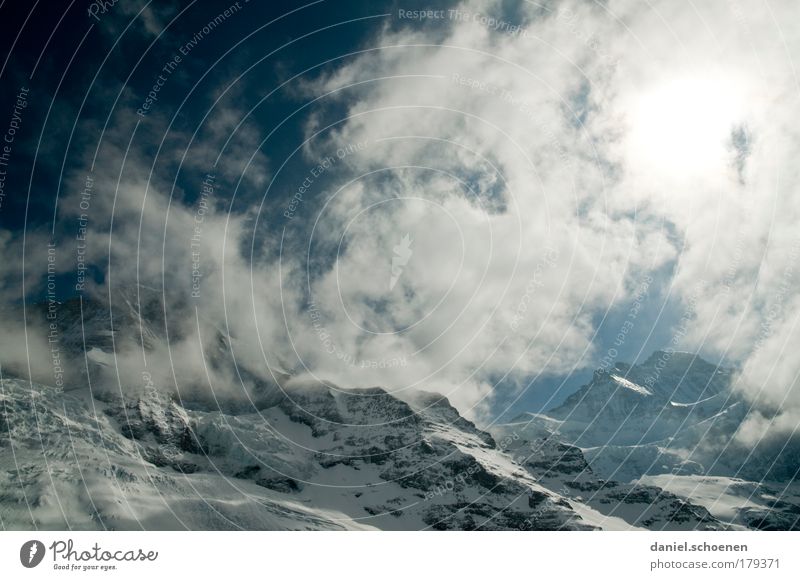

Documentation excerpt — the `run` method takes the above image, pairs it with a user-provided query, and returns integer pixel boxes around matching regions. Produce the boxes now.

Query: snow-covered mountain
[1,371,733,530]
[496,351,800,530]
[0,376,597,530]
[541,351,734,447]
[1,295,795,530]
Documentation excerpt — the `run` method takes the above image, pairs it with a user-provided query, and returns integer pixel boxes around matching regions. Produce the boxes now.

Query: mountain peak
[545,350,733,446]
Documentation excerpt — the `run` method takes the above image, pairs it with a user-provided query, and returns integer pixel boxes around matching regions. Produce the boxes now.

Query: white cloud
[4,0,798,433]
[278,0,800,428]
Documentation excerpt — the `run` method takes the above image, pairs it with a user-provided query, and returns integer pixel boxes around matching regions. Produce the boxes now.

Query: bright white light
[626,76,745,176]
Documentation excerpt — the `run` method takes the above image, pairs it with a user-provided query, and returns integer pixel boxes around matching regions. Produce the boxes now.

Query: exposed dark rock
[255,476,301,493]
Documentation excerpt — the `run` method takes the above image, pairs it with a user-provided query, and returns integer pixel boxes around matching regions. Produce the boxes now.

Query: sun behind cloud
[625,73,749,178]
